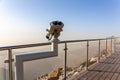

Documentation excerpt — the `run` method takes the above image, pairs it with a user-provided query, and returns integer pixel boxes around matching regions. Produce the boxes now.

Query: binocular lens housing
[53,21,57,25]
[46,36,49,39]
[58,22,62,25]
[51,21,63,26]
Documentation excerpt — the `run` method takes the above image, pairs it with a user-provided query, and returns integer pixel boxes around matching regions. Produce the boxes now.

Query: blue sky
[0,0,120,46]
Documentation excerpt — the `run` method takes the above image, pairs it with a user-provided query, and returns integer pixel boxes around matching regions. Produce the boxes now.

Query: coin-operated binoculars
[46,21,64,40]
[15,21,64,80]
[46,20,64,53]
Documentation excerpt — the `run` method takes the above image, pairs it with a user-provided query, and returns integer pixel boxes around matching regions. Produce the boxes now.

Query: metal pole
[106,39,107,51]
[8,49,13,80]
[64,42,68,80]
[86,41,89,70]
[114,38,116,53]
[111,38,112,54]
[98,40,101,63]
[106,39,108,56]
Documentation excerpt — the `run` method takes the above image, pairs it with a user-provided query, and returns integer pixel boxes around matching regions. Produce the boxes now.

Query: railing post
[8,49,13,80]
[97,40,101,63]
[64,42,68,80]
[111,38,112,54]
[106,39,107,52]
[86,41,89,70]
[106,38,108,57]
[114,38,116,53]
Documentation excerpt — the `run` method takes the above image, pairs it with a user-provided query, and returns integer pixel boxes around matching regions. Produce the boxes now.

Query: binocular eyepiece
[50,21,64,26]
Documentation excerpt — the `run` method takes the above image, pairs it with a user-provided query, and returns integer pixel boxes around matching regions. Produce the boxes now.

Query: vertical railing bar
[111,38,112,54]
[114,38,116,53]
[64,42,68,80]
[106,39,107,52]
[8,48,13,80]
[86,40,89,70]
[98,40,101,63]
[106,38,108,56]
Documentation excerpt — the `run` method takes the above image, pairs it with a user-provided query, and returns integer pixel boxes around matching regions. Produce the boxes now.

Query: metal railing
[0,37,117,80]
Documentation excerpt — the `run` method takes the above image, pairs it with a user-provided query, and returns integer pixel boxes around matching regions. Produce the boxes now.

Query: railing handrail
[0,42,51,51]
[0,37,116,51]
[60,38,108,43]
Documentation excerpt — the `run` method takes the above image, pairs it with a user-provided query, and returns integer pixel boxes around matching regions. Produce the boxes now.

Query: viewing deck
[0,37,119,80]
[72,45,120,80]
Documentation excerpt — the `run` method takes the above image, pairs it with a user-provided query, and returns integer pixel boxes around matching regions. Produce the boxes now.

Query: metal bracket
[15,38,59,80]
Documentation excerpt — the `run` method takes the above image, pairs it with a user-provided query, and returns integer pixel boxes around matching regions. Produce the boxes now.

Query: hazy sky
[0,0,120,46]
